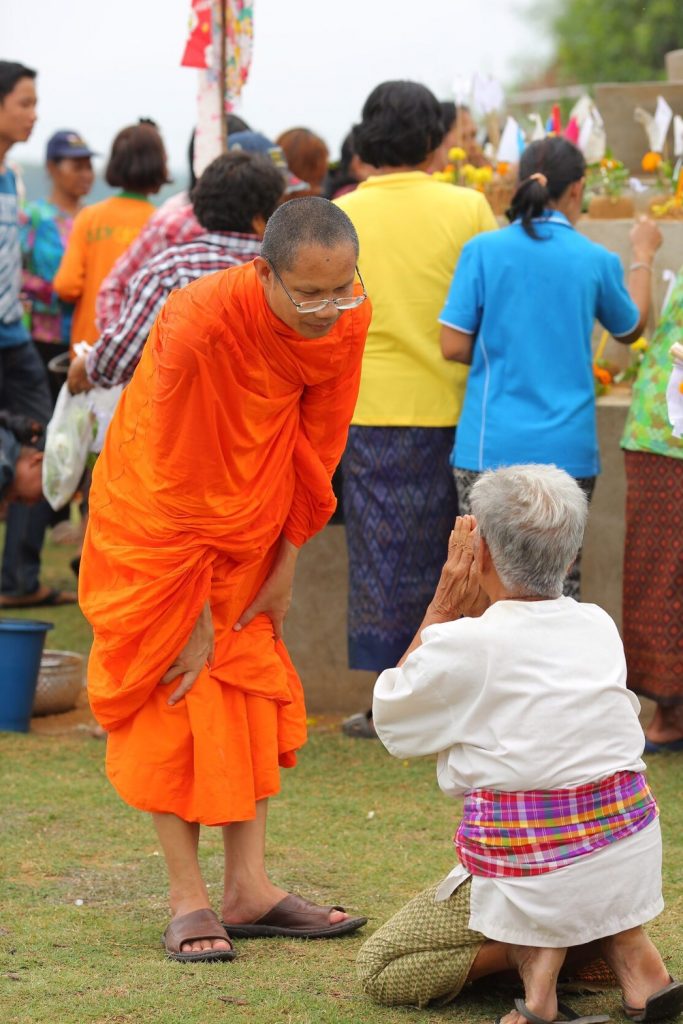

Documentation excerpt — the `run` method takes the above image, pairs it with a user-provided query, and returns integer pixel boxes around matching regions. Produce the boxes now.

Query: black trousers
[0,340,53,596]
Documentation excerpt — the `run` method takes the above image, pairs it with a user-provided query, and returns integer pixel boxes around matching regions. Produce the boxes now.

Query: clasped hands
[429,514,488,620]
[159,539,298,705]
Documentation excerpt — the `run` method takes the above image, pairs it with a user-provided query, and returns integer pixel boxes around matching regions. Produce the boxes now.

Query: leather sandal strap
[252,893,344,929]
[164,908,231,954]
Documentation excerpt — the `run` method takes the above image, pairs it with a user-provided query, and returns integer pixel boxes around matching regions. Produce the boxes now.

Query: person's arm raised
[618,217,663,344]
[398,515,488,665]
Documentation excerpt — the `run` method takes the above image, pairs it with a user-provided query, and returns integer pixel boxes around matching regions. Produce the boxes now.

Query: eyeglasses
[266,260,367,314]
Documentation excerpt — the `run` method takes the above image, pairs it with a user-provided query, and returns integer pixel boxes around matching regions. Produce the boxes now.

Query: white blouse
[373,597,663,946]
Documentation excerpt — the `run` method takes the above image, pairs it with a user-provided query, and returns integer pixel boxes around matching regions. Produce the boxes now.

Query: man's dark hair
[353,80,445,169]
[190,152,285,233]
[105,121,169,193]
[260,196,359,271]
[0,61,36,103]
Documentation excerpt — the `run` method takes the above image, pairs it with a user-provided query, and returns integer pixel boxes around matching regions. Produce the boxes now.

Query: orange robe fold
[79,261,371,825]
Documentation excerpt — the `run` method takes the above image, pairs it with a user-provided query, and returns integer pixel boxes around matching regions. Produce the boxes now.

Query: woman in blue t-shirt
[439,137,661,597]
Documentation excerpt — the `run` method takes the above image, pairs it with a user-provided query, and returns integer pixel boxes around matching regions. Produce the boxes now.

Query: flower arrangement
[433,148,514,215]
[585,155,634,219]
[643,152,683,219]
[586,156,630,199]
[593,331,648,396]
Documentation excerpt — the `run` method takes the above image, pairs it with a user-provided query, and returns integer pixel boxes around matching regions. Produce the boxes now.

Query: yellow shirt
[336,172,497,426]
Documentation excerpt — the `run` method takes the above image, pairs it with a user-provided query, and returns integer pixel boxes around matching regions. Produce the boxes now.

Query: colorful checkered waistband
[455,771,658,878]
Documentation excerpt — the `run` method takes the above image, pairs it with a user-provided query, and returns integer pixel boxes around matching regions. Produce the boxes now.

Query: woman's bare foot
[498,945,568,1024]
[601,927,671,1015]
[645,705,683,745]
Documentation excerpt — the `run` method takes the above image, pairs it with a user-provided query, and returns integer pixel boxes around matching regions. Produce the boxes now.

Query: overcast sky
[5,0,551,174]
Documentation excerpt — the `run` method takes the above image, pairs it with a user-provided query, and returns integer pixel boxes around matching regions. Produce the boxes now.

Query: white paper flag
[652,95,673,153]
[497,116,522,164]
[673,115,683,158]
[528,113,546,142]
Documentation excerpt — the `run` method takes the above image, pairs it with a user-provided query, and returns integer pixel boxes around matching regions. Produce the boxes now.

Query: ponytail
[506,137,586,240]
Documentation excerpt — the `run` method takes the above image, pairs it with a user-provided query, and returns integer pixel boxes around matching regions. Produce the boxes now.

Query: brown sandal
[162,908,236,962]
[223,893,367,939]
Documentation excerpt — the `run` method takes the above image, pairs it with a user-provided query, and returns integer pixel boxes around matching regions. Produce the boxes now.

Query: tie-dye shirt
[621,270,683,460]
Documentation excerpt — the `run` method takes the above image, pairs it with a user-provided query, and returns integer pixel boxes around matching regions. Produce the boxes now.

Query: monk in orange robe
[79,197,372,961]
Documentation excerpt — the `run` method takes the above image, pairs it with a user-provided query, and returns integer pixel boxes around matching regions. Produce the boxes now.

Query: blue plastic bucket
[0,618,54,732]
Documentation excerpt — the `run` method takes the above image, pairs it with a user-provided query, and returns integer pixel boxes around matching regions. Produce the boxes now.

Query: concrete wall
[594,82,683,173]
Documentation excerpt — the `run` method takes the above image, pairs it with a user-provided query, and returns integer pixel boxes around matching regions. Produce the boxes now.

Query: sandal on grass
[223,893,368,939]
[495,999,610,1024]
[0,586,77,608]
[623,979,683,1022]
[162,908,236,963]
[341,710,377,739]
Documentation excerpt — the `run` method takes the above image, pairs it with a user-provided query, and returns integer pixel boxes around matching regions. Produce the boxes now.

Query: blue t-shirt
[0,166,30,349]
[439,212,639,478]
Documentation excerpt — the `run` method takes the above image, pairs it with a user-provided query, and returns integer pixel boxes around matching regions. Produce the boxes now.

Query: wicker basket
[32,649,84,716]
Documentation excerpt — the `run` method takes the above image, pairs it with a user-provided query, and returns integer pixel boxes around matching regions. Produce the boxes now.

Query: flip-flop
[341,710,377,739]
[222,893,368,939]
[162,908,237,963]
[0,587,77,609]
[494,998,610,1024]
[644,738,683,754]
[623,979,683,1021]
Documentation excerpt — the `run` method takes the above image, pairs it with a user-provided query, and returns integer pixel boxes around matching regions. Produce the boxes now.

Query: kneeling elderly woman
[359,465,682,1024]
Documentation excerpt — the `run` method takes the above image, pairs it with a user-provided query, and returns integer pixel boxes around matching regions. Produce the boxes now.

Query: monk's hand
[67,356,93,395]
[429,515,485,620]
[234,537,299,642]
[160,601,215,705]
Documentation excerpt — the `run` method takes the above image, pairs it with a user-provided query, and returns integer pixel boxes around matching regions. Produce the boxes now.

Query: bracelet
[629,262,653,273]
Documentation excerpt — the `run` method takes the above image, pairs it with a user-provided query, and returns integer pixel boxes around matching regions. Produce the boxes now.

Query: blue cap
[227,131,309,194]
[46,130,97,162]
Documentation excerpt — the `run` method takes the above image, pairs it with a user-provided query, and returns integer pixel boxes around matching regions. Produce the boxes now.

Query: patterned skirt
[342,426,458,671]
[623,450,683,705]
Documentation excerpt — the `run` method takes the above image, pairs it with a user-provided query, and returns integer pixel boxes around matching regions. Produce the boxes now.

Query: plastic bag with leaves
[42,383,96,510]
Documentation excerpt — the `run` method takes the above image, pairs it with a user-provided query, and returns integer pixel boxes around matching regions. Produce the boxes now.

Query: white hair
[469,464,589,598]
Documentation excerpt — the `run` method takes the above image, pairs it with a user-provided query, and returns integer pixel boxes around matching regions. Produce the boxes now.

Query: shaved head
[261,196,359,271]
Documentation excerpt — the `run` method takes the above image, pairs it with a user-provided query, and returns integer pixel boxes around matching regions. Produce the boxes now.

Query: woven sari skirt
[341,426,458,671]
[623,450,683,705]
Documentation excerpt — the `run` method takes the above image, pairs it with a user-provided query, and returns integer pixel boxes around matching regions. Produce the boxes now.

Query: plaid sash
[455,771,657,878]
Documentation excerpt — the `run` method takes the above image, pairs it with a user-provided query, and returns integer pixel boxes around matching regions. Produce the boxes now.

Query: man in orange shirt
[79,197,371,962]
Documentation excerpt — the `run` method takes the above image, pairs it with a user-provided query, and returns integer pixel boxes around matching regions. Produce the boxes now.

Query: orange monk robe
[79,261,371,826]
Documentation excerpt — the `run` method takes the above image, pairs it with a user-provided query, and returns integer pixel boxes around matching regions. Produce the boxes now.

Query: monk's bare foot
[222,882,348,927]
[601,927,671,1014]
[498,945,567,1024]
[171,898,232,955]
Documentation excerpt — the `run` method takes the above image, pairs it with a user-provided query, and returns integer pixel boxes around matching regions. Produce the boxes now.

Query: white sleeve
[372,622,482,759]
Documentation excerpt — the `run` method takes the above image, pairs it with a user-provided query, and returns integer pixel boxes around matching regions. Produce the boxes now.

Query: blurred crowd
[0,57,681,752]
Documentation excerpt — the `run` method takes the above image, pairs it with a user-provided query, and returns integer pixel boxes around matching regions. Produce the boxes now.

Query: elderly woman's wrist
[427,599,461,622]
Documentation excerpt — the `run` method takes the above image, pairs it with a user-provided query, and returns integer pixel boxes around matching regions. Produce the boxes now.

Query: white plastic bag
[42,383,96,510]
[88,384,123,453]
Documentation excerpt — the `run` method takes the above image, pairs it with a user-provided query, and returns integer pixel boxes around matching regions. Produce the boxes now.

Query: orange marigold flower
[593,364,612,385]
[641,151,662,173]
[497,161,510,176]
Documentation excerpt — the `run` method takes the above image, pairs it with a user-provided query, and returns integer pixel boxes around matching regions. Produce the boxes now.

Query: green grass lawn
[1,531,682,1024]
